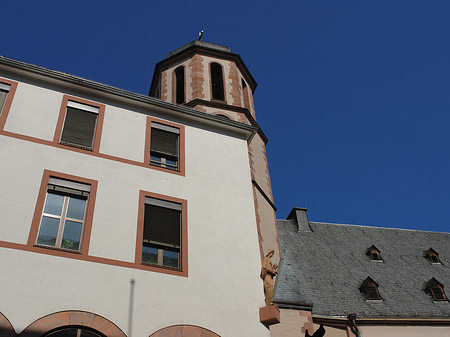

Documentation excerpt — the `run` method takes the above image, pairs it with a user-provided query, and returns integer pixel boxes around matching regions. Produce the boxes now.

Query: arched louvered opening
[210,63,224,101]
[175,66,185,104]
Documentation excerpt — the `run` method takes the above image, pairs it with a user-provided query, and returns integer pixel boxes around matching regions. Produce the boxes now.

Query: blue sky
[2,1,450,232]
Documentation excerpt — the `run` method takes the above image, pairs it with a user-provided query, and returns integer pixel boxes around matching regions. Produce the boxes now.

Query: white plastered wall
[3,80,62,141]
[0,75,269,337]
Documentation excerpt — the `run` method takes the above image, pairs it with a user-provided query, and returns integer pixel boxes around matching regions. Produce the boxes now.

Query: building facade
[0,41,273,337]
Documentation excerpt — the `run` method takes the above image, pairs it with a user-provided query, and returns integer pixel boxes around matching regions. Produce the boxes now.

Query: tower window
[360,277,381,300]
[425,248,441,264]
[425,278,447,301]
[175,66,185,104]
[210,62,224,101]
[367,245,382,261]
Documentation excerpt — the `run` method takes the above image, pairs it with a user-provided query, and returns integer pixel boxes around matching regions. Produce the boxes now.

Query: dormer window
[424,278,447,301]
[360,277,381,300]
[425,248,441,264]
[210,62,225,101]
[367,245,382,261]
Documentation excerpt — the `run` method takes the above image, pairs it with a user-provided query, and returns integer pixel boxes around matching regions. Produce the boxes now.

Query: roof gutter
[0,56,257,143]
[273,299,313,311]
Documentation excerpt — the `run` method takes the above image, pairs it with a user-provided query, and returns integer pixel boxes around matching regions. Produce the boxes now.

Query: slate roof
[274,214,450,318]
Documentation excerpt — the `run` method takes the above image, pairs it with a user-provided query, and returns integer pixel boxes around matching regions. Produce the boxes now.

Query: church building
[0,40,448,337]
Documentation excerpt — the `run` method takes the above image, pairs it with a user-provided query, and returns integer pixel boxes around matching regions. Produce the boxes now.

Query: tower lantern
[150,40,280,263]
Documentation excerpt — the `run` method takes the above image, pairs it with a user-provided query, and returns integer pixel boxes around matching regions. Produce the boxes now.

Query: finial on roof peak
[198,30,204,40]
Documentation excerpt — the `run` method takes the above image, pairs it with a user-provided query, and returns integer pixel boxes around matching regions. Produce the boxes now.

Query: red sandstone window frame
[53,95,105,154]
[0,78,19,131]
[27,169,98,257]
[144,116,185,176]
[135,190,188,277]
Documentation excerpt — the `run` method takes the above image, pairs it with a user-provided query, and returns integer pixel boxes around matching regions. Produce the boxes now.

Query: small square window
[142,197,182,269]
[150,123,180,171]
[36,177,91,252]
[0,82,11,114]
[60,100,100,150]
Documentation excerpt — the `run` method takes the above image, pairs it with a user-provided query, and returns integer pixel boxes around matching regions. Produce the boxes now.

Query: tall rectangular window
[150,123,180,171]
[0,82,11,114]
[142,197,182,269]
[60,100,99,150]
[36,177,91,252]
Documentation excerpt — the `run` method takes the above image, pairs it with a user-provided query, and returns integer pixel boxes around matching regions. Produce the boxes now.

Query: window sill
[370,260,384,263]
[34,244,82,255]
[141,261,181,272]
[59,141,93,152]
[365,299,383,303]
[149,163,179,173]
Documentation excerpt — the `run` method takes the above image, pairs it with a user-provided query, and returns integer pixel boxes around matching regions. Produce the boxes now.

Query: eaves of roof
[0,55,257,143]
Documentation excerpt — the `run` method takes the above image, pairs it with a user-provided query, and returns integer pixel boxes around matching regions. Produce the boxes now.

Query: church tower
[149,40,280,263]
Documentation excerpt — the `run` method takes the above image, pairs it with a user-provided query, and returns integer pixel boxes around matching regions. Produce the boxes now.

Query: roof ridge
[308,221,450,235]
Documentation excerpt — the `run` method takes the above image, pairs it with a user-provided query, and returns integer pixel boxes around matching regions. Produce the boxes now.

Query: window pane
[45,328,103,337]
[43,192,64,215]
[165,157,178,169]
[150,154,163,165]
[37,216,60,247]
[61,220,82,250]
[66,196,87,220]
[0,89,7,113]
[142,245,158,264]
[46,328,79,337]
[163,249,179,268]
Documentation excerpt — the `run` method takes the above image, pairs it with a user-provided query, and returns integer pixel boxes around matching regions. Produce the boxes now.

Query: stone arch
[149,325,220,337]
[19,311,126,337]
[0,312,16,337]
